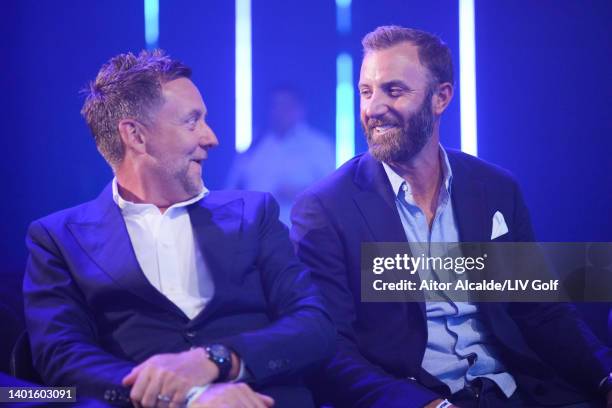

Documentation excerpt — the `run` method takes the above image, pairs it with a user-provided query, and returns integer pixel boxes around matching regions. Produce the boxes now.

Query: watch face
[209,344,230,361]
[206,344,232,382]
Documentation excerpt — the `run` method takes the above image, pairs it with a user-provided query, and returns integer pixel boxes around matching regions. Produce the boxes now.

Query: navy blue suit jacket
[291,150,611,407]
[24,184,335,406]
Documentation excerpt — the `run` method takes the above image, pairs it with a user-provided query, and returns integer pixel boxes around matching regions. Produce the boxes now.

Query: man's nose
[363,92,389,119]
[200,123,219,149]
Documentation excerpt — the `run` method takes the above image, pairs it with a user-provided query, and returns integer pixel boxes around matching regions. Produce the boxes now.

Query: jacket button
[268,360,279,370]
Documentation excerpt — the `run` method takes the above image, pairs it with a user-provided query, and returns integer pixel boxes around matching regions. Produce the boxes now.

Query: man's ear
[432,82,454,115]
[117,119,147,155]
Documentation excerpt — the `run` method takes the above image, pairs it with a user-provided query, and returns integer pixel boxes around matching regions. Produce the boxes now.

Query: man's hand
[190,383,274,408]
[122,348,217,408]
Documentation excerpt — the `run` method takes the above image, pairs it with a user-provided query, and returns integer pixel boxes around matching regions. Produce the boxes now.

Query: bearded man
[291,25,612,408]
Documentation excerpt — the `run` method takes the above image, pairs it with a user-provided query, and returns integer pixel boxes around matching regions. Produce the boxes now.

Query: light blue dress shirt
[382,146,516,397]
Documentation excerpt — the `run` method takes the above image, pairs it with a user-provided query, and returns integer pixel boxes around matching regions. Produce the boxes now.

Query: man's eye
[389,88,403,97]
[359,89,372,98]
[187,117,198,128]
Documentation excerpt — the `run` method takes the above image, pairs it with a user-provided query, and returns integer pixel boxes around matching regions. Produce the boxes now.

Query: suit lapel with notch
[67,183,185,317]
[351,153,426,317]
[187,193,244,323]
[352,153,407,243]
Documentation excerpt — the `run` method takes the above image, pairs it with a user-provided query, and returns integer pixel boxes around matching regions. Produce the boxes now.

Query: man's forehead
[162,77,201,98]
[160,77,206,113]
[359,42,427,83]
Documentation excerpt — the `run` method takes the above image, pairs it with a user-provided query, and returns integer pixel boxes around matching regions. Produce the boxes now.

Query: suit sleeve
[291,192,440,408]
[24,220,135,402]
[215,193,336,386]
[507,180,612,393]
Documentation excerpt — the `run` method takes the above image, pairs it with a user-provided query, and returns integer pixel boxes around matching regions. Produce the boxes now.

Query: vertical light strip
[144,0,159,49]
[336,0,351,35]
[335,0,354,167]
[459,0,478,156]
[336,53,355,167]
[235,0,252,153]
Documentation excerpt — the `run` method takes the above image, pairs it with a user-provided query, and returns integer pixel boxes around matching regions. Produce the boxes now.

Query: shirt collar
[382,144,454,198]
[112,177,209,214]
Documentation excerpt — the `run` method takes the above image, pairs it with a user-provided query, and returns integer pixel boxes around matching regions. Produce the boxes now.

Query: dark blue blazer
[24,184,335,407]
[291,150,611,408]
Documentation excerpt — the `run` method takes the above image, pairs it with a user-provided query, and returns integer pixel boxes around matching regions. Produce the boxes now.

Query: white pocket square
[491,211,509,240]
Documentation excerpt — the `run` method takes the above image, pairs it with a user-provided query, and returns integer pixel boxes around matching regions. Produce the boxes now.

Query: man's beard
[363,87,435,164]
[157,160,204,198]
[177,167,204,197]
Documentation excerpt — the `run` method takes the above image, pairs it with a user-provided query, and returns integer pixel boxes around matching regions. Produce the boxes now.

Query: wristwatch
[204,344,233,382]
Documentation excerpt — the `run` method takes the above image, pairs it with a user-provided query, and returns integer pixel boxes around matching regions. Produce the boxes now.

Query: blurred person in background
[226,85,334,226]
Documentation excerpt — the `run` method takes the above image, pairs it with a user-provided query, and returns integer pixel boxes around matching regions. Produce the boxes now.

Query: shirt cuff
[186,360,246,406]
[186,384,210,407]
[232,359,246,382]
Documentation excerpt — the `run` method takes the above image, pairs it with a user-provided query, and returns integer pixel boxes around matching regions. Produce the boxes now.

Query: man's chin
[368,143,425,164]
[368,145,397,163]
[179,173,204,197]
[187,179,204,195]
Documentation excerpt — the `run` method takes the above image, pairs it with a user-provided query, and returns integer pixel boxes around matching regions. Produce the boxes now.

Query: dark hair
[362,25,454,86]
[80,49,192,166]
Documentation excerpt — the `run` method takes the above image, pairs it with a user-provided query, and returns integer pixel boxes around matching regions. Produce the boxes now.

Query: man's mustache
[365,117,402,129]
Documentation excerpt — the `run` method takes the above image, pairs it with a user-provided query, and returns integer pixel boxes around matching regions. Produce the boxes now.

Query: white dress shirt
[112,178,214,320]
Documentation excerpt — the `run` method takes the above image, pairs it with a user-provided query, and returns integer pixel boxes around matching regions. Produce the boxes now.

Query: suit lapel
[67,183,184,316]
[448,153,522,337]
[352,153,407,243]
[448,152,489,243]
[353,153,425,318]
[188,194,243,322]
